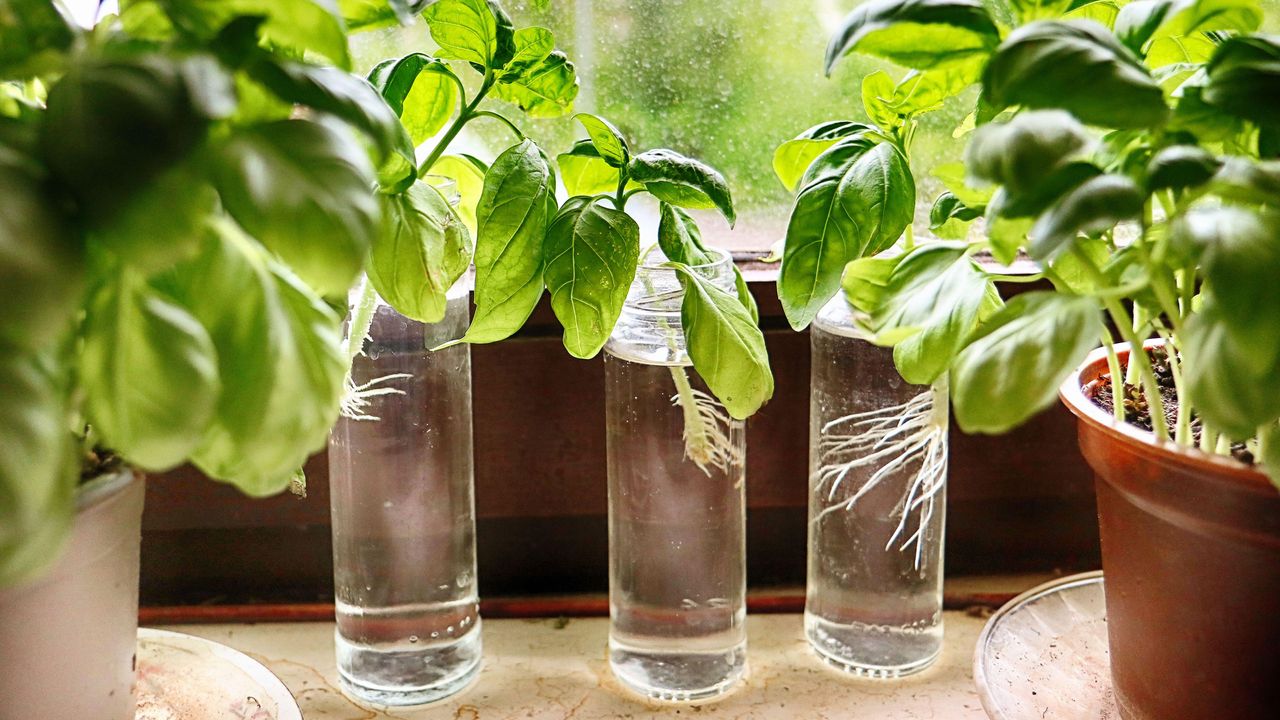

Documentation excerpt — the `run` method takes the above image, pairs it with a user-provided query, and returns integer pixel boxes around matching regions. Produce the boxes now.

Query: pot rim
[1058,341,1272,491]
[76,468,139,512]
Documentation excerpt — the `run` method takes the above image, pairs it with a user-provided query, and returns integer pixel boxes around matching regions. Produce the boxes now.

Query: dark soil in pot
[1061,345,1280,720]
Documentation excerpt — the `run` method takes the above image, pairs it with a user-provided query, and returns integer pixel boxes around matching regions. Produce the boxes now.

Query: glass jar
[328,179,480,705]
[804,295,949,677]
[603,249,748,701]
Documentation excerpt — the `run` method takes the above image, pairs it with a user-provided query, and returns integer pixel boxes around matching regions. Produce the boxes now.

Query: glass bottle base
[804,612,941,678]
[609,640,747,701]
[336,628,482,706]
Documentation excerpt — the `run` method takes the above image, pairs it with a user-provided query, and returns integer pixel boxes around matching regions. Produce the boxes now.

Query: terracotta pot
[1060,345,1280,720]
[0,471,145,720]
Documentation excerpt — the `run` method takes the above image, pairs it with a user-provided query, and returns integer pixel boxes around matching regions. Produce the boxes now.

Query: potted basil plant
[0,1,407,717]
[325,0,580,705]
[814,1,1280,718]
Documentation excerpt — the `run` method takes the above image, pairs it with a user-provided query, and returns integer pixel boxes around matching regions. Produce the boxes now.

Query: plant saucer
[974,571,1119,720]
[135,628,301,720]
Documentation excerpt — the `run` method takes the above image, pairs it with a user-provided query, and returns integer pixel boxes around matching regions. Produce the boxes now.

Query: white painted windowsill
[157,612,991,719]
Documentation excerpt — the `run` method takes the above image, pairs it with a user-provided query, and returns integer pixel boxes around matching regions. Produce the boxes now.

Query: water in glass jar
[329,293,481,705]
[804,299,947,678]
[605,352,747,701]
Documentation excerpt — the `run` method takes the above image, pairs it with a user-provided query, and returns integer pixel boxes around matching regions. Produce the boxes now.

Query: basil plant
[0,0,441,586]
[529,113,768,420]
[780,0,1280,485]
[340,0,579,416]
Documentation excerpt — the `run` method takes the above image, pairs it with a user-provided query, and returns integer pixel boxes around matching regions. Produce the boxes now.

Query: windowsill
[157,612,991,719]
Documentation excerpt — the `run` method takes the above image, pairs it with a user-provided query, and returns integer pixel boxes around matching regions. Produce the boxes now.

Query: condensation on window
[351,1,1280,251]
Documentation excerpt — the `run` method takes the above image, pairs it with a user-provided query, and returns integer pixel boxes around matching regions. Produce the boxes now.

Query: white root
[813,388,948,570]
[339,373,413,421]
[670,366,740,476]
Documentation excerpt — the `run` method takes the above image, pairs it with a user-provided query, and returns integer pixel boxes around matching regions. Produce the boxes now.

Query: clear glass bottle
[604,250,748,701]
[328,179,480,706]
[804,296,949,678]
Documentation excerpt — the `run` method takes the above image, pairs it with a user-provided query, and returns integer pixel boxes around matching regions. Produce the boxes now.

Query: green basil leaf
[862,70,902,132]
[368,53,460,146]
[492,49,578,118]
[1065,0,1123,27]
[658,202,715,267]
[1115,0,1179,54]
[838,141,916,253]
[863,65,980,133]
[92,163,219,271]
[1030,174,1144,261]
[574,112,629,168]
[339,0,424,31]
[1172,207,1280,371]
[1183,299,1280,438]
[983,20,1169,128]
[778,138,914,330]
[249,58,415,187]
[1207,156,1280,204]
[0,0,75,79]
[557,139,625,196]
[733,265,759,324]
[985,212,1035,265]
[930,190,981,239]
[499,26,555,82]
[990,161,1105,219]
[1203,35,1280,129]
[1145,144,1221,192]
[0,148,83,350]
[41,54,232,223]
[1047,234,1113,293]
[211,119,380,297]
[952,292,1101,433]
[825,0,1001,73]
[779,137,876,331]
[669,263,774,420]
[368,180,472,323]
[544,196,640,359]
[168,221,346,496]
[931,160,994,207]
[165,0,351,69]
[423,0,498,68]
[0,345,77,587]
[871,244,994,384]
[772,120,873,192]
[464,139,554,343]
[1260,127,1280,159]
[629,149,736,226]
[1118,0,1261,59]
[1006,0,1078,23]
[841,254,903,315]
[964,110,1091,193]
[81,272,220,471]
[428,154,487,232]
[487,0,518,70]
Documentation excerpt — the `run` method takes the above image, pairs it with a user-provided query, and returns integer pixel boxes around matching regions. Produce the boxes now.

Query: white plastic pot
[0,470,145,720]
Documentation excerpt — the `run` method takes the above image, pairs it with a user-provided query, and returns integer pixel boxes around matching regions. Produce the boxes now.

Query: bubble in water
[409,635,418,643]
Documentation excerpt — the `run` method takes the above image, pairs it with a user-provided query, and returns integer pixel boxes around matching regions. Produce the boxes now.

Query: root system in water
[814,388,948,569]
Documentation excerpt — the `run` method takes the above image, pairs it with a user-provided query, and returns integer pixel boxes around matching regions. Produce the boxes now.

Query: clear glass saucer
[974,571,1120,720]
[136,628,301,720]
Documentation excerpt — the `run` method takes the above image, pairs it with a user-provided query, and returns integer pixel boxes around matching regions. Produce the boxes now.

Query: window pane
[352,1,1280,251]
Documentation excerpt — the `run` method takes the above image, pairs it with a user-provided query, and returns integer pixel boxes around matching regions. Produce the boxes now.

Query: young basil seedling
[339,0,578,414]
[544,114,773,420]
